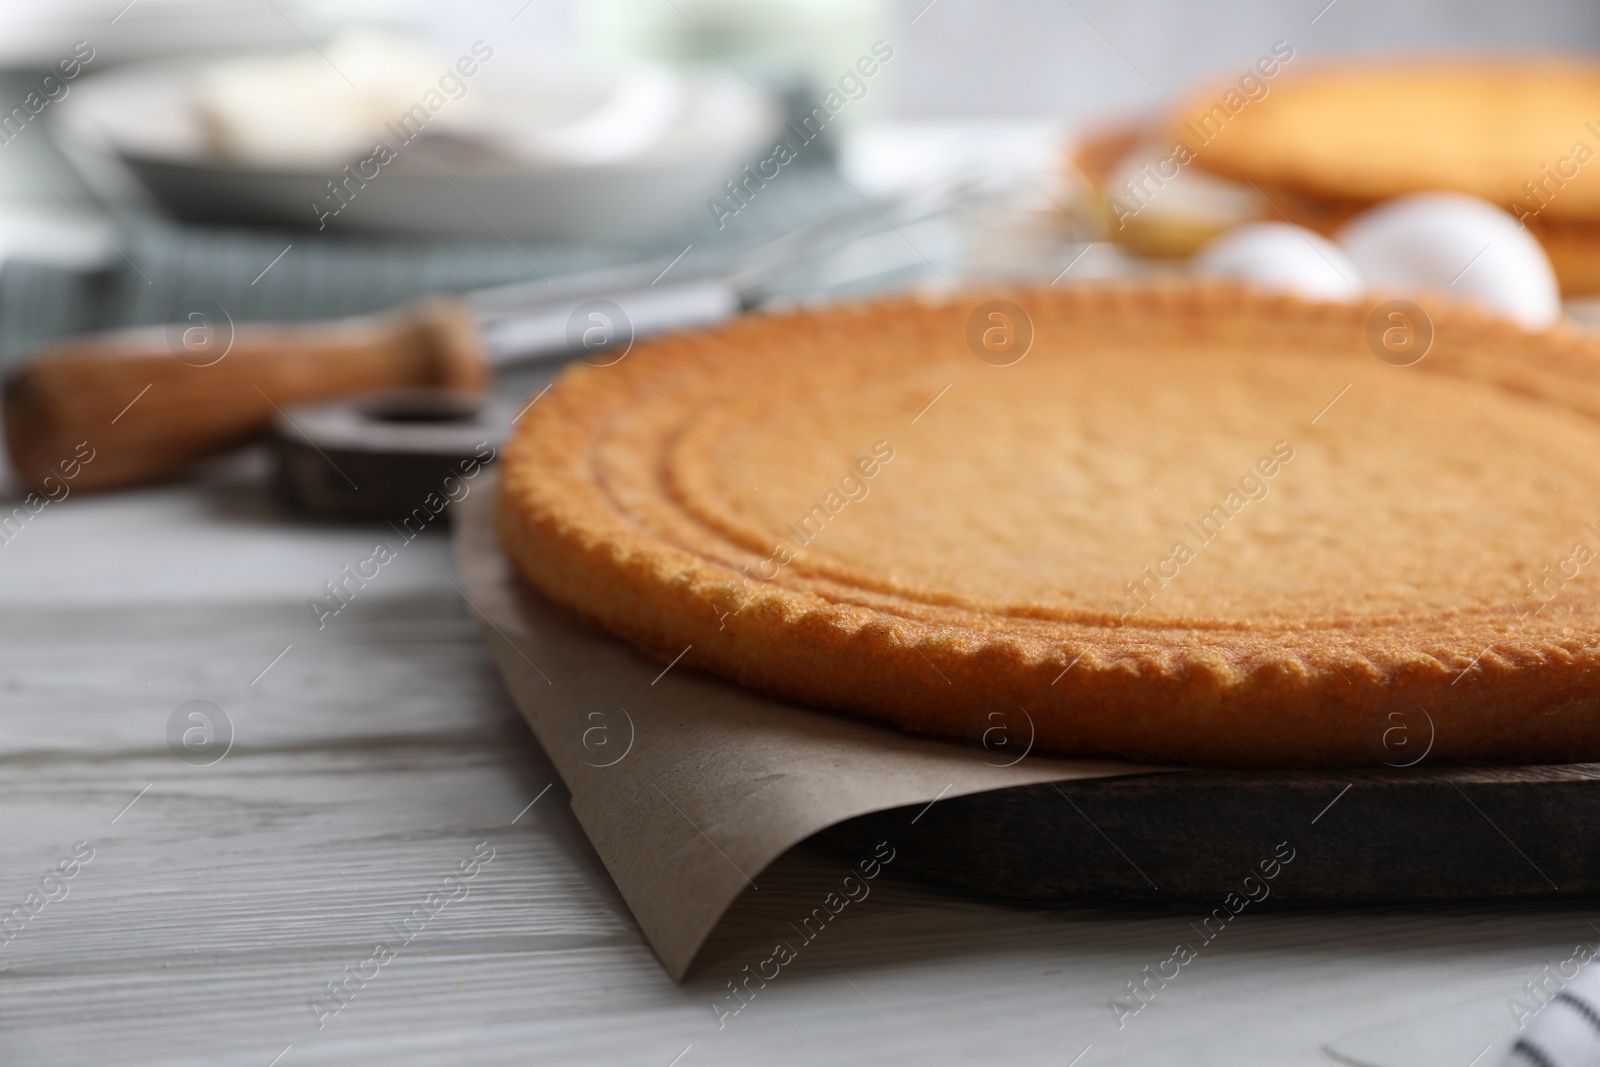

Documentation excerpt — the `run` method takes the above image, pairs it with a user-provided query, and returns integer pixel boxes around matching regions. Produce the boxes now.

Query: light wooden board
[0,478,1590,1067]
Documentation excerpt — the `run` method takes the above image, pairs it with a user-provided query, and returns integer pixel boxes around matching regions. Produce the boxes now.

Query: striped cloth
[1506,966,1600,1067]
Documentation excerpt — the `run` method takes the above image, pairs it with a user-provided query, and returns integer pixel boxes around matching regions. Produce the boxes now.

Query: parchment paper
[453,475,1164,980]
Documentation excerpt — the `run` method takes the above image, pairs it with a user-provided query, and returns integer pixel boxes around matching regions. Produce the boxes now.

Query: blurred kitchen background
[0,0,1598,425]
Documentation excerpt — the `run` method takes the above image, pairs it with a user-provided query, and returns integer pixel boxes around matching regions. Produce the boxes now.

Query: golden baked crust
[1170,59,1600,223]
[498,286,1600,767]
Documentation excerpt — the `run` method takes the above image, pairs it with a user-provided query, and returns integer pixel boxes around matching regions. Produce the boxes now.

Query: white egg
[1336,193,1560,330]
[1193,223,1364,301]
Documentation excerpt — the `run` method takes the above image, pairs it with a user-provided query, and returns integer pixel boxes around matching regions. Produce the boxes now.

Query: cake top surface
[1170,59,1600,221]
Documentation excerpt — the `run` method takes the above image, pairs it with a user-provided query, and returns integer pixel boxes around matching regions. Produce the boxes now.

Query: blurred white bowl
[53,57,781,244]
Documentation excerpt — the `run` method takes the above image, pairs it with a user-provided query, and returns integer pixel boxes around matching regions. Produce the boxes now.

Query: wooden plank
[2,486,1594,1066]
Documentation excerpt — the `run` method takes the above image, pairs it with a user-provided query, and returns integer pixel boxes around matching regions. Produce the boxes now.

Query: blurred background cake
[1080,53,1600,296]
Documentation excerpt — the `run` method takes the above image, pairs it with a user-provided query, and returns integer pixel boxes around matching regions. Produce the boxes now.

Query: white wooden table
[0,450,1587,1067]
